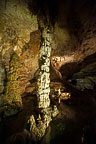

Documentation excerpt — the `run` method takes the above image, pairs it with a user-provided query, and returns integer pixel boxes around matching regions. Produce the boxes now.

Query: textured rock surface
[37,26,52,108]
[0,0,96,98]
[27,114,51,141]
[0,0,39,97]
[0,56,5,94]
[1,53,22,106]
[0,1,96,144]
[50,82,71,104]
[50,1,96,80]
[19,30,40,94]
[69,62,96,91]
[27,106,59,141]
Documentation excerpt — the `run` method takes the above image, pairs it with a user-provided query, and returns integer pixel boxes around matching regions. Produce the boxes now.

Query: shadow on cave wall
[27,0,96,23]
[60,52,96,80]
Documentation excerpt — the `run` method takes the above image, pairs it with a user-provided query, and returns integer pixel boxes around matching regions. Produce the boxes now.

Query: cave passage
[0,0,96,144]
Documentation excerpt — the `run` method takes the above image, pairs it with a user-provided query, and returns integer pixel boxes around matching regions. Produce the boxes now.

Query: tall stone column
[37,25,51,109]
[27,26,59,141]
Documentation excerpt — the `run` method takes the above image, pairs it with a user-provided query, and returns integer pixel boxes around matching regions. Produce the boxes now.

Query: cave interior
[0,0,96,144]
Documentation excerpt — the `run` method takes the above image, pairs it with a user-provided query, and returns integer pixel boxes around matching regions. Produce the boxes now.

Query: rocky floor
[0,80,96,144]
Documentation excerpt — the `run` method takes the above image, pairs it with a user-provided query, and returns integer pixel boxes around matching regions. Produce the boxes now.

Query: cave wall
[50,0,96,80]
[0,0,40,96]
[0,0,96,104]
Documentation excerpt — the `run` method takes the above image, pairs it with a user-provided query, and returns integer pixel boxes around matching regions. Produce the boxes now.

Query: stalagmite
[27,20,59,142]
[37,25,52,108]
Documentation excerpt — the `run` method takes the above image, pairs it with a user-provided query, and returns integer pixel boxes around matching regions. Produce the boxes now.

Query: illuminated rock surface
[0,0,39,96]
[0,53,22,107]
[0,1,96,144]
[37,26,51,108]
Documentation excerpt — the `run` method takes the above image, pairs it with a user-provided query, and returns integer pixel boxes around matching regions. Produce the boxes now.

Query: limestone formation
[57,89,71,104]
[27,115,47,141]
[0,0,39,97]
[27,106,59,141]
[69,62,96,91]
[0,57,5,94]
[4,53,22,106]
[31,24,59,141]
[37,26,52,109]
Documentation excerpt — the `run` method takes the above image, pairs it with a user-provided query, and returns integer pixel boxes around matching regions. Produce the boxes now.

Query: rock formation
[27,105,58,141]
[4,53,22,106]
[0,0,96,143]
[0,0,39,96]
[0,53,22,107]
[0,56,5,94]
[69,61,96,91]
[37,25,51,109]
[29,16,59,141]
